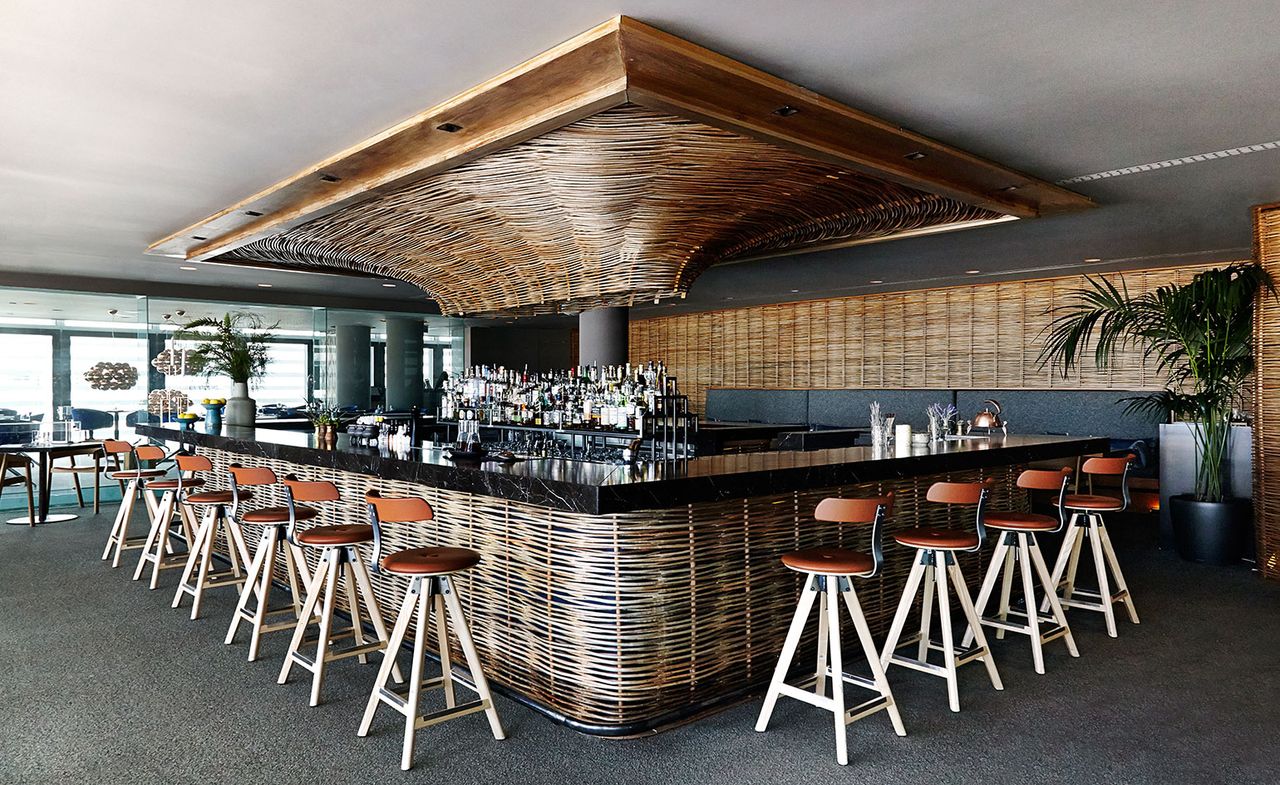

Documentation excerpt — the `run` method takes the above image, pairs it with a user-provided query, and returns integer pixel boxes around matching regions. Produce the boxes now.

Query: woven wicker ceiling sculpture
[149,17,1093,316]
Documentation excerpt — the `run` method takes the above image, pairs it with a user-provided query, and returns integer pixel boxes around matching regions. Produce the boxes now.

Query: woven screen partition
[1253,203,1280,582]
[630,261,1229,412]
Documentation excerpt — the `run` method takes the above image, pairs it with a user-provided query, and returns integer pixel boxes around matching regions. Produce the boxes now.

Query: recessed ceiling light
[1084,257,1102,262]
[869,279,884,284]
[179,266,198,271]
[257,283,273,288]
[191,235,207,241]
[319,173,342,183]
[997,185,1020,192]
[244,210,263,217]
[772,105,799,117]
[436,122,463,133]
[904,151,927,161]
[790,289,799,293]
[382,283,397,288]
[965,269,981,274]
[724,296,736,300]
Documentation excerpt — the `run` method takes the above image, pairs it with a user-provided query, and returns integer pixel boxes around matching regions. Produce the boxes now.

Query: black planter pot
[1169,494,1252,565]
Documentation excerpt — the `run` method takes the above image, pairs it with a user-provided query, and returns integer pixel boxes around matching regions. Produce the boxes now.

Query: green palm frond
[177,312,278,384]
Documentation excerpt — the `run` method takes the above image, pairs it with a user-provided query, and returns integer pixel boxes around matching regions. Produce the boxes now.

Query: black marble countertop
[136,424,1108,515]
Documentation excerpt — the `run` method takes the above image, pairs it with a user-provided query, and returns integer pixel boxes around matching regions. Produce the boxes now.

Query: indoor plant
[1039,263,1274,564]
[179,313,275,427]
[304,399,341,444]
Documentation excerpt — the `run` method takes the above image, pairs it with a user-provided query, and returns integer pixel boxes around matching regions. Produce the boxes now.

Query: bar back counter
[137,423,1106,735]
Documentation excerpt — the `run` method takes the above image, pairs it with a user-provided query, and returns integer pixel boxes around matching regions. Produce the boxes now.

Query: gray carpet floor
[2,506,1277,784]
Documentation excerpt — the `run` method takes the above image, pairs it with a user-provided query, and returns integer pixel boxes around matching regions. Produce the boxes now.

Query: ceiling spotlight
[107,309,118,316]
[257,283,273,287]
[772,105,799,117]
[161,313,171,320]
[1084,257,1102,262]
[179,266,197,271]
[903,151,927,161]
[382,283,397,288]
[790,289,799,293]
[175,310,186,316]
[869,279,884,284]
[965,269,981,274]
[997,185,1020,192]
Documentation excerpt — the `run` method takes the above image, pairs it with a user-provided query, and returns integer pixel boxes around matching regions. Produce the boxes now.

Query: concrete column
[385,318,425,411]
[334,324,371,410]
[578,307,629,366]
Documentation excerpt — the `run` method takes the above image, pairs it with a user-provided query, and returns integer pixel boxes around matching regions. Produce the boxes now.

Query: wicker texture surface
[1253,203,1280,582]
[217,105,999,316]
[194,444,1023,731]
[630,261,1230,412]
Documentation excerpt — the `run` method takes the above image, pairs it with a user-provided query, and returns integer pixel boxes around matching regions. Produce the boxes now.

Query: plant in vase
[1039,263,1274,565]
[178,313,275,427]
[304,400,341,444]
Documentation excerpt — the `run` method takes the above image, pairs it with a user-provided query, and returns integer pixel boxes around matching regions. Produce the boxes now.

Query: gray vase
[224,381,256,427]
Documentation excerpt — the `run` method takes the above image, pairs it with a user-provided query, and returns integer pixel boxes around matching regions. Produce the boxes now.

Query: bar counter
[137,423,1106,735]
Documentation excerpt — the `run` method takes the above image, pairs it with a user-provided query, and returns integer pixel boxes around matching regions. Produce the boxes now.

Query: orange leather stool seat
[892,527,980,550]
[296,523,373,546]
[780,547,874,575]
[241,505,319,524]
[381,546,481,576]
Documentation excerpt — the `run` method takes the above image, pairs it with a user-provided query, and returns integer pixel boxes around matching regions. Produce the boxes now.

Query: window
[0,332,53,420]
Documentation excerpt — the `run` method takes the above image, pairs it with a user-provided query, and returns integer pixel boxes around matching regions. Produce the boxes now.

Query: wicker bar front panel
[196,445,1024,732]
[630,261,1232,412]
[1253,202,1280,582]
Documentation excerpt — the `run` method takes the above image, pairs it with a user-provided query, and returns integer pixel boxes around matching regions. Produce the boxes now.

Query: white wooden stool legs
[102,479,146,567]
[358,575,504,771]
[171,504,252,620]
[225,525,314,661]
[132,490,197,589]
[755,574,905,766]
[966,532,1078,674]
[880,550,1002,713]
[278,547,404,707]
[1042,514,1140,637]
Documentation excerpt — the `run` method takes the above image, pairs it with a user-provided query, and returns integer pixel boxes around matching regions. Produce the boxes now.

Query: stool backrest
[281,475,341,545]
[1016,467,1072,531]
[102,439,133,455]
[135,445,166,463]
[925,477,993,550]
[174,454,212,473]
[815,492,894,577]
[365,491,434,573]
[1081,454,1134,510]
[228,464,277,486]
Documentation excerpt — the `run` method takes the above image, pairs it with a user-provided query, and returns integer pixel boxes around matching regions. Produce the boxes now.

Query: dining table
[1,440,102,525]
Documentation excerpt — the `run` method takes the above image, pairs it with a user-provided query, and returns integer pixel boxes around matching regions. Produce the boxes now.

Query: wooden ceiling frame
[147,15,1093,309]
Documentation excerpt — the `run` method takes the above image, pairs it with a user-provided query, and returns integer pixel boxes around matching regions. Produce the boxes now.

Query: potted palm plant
[179,313,275,427]
[1039,263,1274,565]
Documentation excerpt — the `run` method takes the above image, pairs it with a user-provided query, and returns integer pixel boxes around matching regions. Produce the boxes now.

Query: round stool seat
[381,546,480,576]
[144,477,205,491]
[1056,493,1123,511]
[781,547,873,575]
[893,527,979,550]
[241,505,319,524]
[184,488,253,505]
[109,468,166,480]
[984,511,1058,531]
[296,523,372,546]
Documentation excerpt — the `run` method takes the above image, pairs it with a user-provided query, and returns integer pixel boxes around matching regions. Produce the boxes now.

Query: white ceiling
[2,1,1278,316]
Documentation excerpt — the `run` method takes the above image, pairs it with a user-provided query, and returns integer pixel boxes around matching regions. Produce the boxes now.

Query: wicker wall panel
[631,262,1230,411]
[1253,203,1280,582]
[194,445,1022,730]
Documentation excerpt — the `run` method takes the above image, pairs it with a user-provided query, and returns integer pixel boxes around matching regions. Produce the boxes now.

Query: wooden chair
[50,443,122,515]
[1,452,36,525]
[755,494,905,765]
[879,478,1003,713]
[357,490,503,771]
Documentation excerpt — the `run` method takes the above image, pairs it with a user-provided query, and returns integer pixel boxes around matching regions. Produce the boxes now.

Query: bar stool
[1042,455,1140,637]
[755,494,906,766]
[963,469,1079,673]
[358,491,504,771]
[131,456,203,588]
[171,454,254,620]
[101,441,169,568]
[223,465,316,661]
[880,478,1003,712]
[278,479,402,707]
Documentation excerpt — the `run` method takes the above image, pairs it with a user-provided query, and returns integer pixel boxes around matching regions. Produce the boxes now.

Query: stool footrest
[415,700,489,731]
[290,640,386,672]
